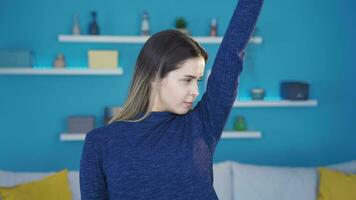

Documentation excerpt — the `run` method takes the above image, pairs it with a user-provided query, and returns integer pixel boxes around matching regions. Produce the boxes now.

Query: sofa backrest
[212,160,356,200]
[229,160,356,200]
[231,162,317,200]
[213,161,233,200]
[1,160,355,200]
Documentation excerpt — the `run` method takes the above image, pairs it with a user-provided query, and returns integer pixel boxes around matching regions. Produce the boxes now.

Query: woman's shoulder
[84,121,127,145]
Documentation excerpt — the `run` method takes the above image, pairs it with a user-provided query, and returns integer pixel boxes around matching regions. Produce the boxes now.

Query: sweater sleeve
[192,0,264,153]
[80,132,108,200]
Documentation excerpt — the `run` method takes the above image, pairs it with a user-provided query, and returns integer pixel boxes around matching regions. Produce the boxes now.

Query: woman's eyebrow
[183,75,204,79]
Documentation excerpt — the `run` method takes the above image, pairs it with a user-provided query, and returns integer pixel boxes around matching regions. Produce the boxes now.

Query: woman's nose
[190,83,199,97]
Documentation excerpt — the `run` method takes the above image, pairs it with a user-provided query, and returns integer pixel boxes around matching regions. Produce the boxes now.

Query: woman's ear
[151,79,161,89]
[151,79,158,88]
[151,77,164,89]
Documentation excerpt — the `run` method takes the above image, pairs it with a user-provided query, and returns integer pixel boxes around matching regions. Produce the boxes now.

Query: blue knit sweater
[80,1,263,199]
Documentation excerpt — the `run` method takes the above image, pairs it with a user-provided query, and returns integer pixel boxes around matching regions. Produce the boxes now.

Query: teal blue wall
[0,0,355,171]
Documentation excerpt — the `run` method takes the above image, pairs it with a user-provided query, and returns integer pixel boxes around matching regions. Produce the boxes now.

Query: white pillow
[326,160,356,173]
[231,162,317,200]
[0,170,48,186]
[213,161,233,200]
[0,170,80,200]
[67,171,80,200]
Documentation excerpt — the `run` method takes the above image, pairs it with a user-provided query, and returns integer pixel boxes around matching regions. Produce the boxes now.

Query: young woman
[80,0,263,199]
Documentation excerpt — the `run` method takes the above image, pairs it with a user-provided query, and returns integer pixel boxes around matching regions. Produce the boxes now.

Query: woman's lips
[183,102,193,108]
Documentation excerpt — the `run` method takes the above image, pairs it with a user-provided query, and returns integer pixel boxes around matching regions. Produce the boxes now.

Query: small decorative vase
[88,11,100,35]
[250,88,265,100]
[72,14,81,35]
[141,11,150,36]
[234,116,247,131]
[210,18,217,36]
[53,53,65,68]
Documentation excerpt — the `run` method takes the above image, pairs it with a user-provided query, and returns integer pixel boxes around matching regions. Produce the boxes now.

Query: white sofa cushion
[231,162,317,200]
[231,160,356,200]
[0,170,80,200]
[213,161,233,200]
[327,160,356,173]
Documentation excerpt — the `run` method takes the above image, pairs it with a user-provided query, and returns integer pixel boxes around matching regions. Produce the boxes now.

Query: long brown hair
[109,30,208,123]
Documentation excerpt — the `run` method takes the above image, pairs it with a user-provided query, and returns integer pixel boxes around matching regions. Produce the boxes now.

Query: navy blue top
[80,0,263,199]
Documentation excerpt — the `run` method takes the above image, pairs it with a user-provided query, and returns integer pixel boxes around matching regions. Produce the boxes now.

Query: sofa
[1,160,355,200]
[213,160,356,200]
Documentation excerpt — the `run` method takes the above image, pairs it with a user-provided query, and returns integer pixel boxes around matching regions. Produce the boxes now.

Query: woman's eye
[182,78,202,84]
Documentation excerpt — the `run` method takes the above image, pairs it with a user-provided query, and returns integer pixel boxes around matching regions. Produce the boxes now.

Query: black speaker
[280,81,309,100]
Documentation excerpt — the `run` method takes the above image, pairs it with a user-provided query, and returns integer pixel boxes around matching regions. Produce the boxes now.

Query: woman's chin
[174,108,192,115]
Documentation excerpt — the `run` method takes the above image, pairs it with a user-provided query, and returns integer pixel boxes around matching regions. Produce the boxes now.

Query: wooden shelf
[233,99,318,107]
[58,35,263,44]
[0,67,123,75]
[60,131,262,141]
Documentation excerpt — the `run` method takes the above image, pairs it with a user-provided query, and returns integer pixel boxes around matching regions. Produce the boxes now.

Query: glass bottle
[141,11,150,36]
[89,11,100,35]
[72,14,81,35]
[210,18,217,36]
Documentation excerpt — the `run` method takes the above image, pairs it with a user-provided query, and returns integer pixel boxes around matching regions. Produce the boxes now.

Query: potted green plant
[175,17,189,35]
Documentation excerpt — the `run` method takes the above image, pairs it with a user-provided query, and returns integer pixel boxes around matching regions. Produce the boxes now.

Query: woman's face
[151,56,206,114]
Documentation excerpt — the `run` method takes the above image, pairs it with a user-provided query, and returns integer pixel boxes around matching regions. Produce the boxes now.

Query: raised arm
[80,133,108,200]
[193,0,264,152]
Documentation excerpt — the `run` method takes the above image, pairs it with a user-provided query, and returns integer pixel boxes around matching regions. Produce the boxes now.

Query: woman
[80,0,264,199]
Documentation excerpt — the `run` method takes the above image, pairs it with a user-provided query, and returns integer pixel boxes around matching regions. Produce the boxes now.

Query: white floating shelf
[60,133,86,141]
[233,99,318,107]
[59,35,151,43]
[58,35,263,44]
[0,67,123,75]
[222,131,262,139]
[60,131,261,141]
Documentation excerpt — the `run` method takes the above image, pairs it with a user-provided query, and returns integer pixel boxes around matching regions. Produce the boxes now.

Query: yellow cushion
[0,169,72,200]
[317,167,356,200]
